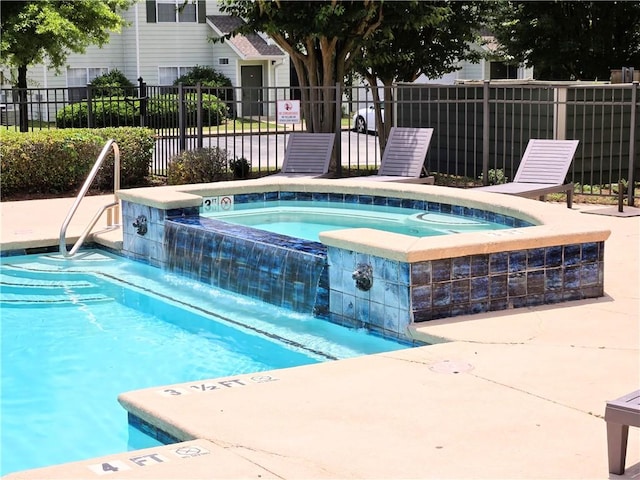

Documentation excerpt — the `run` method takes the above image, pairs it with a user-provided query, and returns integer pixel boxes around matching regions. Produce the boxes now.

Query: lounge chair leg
[607,422,629,475]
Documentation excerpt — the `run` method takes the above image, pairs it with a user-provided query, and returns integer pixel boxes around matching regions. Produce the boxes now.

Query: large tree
[218,0,383,139]
[489,1,640,81]
[353,1,487,147]
[0,0,133,131]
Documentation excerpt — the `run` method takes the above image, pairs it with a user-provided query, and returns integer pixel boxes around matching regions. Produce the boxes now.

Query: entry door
[241,65,263,117]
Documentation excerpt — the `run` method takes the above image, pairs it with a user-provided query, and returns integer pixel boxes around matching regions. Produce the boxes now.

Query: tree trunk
[17,64,29,132]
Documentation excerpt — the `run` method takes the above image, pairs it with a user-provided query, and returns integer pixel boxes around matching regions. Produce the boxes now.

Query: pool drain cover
[429,360,474,374]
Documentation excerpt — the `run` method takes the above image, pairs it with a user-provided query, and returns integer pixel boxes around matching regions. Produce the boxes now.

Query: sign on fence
[276,100,300,124]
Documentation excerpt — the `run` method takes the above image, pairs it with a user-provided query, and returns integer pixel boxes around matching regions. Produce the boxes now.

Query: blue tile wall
[165,217,328,315]
[410,241,605,322]
[327,246,412,341]
[121,200,198,267]
[128,413,181,445]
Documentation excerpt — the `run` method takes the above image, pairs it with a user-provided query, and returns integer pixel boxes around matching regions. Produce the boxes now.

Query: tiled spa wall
[121,200,199,267]
[121,193,605,342]
[122,198,329,315]
[164,216,329,315]
[328,241,605,340]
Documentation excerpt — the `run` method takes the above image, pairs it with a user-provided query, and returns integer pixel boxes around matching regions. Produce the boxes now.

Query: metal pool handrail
[59,139,121,257]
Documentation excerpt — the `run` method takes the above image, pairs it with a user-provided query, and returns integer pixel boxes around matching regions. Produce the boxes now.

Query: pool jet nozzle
[352,263,373,291]
[133,215,148,236]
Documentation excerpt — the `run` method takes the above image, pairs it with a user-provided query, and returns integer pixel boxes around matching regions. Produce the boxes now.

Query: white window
[157,0,197,23]
[219,58,229,65]
[67,67,109,86]
[67,67,109,101]
[158,66,194,85]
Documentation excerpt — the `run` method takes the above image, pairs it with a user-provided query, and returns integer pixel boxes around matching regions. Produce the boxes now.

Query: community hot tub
[117,178,610,342]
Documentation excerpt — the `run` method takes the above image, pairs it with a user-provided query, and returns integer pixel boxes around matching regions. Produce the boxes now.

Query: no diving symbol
[172,445,211,458]
[219,196,233,210]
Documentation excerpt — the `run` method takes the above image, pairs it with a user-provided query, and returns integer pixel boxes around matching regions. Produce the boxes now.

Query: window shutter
[198,0,206,23]
[146,0,156,23]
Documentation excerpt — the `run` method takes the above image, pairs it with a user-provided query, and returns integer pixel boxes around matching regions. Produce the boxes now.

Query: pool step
[0,292,112,306]
[0,266,111,306]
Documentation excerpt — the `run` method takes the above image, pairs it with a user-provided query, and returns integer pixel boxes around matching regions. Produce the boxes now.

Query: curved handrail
[59,139,121,256]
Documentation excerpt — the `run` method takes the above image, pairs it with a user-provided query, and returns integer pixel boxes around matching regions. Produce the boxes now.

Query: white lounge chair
[347,127,435,184]
[476,139,579,208]
[272,132,335,178]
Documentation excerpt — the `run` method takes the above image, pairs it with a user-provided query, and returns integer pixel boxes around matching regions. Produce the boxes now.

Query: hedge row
[0,127,155,200]
[55,93,229,128]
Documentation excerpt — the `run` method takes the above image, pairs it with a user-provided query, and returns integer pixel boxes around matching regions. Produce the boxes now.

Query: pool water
[0,250,409,475]
[203,200,510,241]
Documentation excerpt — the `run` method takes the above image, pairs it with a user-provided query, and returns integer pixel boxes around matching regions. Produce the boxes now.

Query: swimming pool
[0,250,408,475]
[202,200,510,241]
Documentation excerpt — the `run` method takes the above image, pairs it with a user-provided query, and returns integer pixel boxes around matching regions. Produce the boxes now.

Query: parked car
[352,105,382,134]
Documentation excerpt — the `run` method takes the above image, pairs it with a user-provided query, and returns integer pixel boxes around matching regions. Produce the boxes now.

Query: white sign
[201,195,234,213]
[277,100,301,124]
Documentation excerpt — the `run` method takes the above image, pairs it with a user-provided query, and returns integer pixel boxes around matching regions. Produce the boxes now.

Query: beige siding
[458,62,485,81]
[17,0,289,90]
[136,22,214,84]
[119,4,141,81]
[274,58,290,93]
[211,42,240,85]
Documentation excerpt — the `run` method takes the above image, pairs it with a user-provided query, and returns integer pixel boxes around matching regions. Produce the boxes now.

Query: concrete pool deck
[1,191,639,479]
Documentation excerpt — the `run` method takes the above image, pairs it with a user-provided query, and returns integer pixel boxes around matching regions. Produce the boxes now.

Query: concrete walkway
[1,196,638,479]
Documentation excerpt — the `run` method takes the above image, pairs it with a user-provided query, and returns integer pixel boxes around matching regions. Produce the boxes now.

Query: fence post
[628,81,638,207]
[197,83,203,149]
[335,82,342,176]
[138,77,147,128]
[554,86,568,140]
[87,84,93,129]
[482,80,490,185]
[178,83,186,152]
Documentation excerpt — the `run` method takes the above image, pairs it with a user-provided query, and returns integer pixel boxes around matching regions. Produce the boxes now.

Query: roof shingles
[207,15,285,58]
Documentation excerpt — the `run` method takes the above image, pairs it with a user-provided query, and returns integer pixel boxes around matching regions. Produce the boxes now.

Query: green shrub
[612,179,628,194]
[174,65,232,89]
[174,65,234,107]
[0,127,155,200]
[0,130,102,198]
[479,168,508,185]
[56,102,89,128]
[56,93,226,128]
[147,93,228,127]
[92,127,156,190]
[56,97,141,128]
[229,157,251,179]
[167,147,229,185]
[90,70,135,97]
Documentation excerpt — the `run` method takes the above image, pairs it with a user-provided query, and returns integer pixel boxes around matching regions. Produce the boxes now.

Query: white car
[352,105,382,134]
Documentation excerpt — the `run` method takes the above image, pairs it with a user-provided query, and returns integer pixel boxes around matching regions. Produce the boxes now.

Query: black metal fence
[2,79,638,204]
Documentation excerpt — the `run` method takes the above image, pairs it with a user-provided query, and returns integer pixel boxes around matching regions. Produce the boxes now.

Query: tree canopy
[219,0,383,137]
[489,1,640,81]
[1,0,133,130]
[353,1,487,145]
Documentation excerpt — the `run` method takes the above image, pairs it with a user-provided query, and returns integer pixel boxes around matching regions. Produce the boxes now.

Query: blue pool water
[203,200,510,241]
[0,250,409,475]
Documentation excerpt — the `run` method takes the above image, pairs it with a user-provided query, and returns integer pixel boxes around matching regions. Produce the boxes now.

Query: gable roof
[207,15,286,60]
